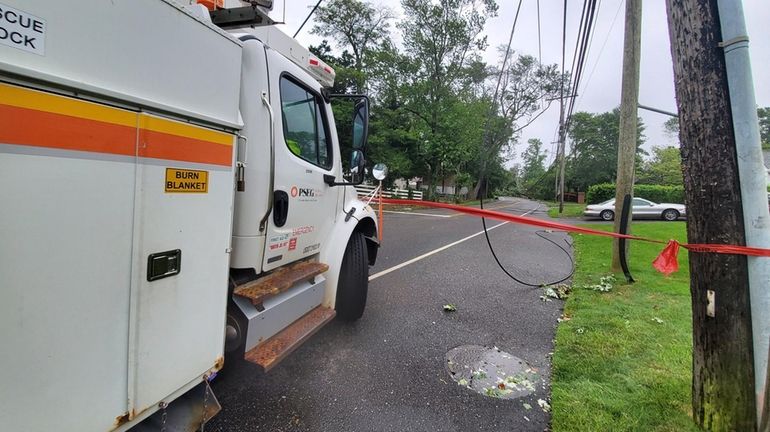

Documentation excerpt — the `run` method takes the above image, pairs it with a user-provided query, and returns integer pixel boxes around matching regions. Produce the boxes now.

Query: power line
[555,0,569,207]
[565,0,600,132]
[536,0,542,67]
[575,0,623,110]
[567,0,590,95]
[490,1,523,103]
[293,0,323,38]
[554,0,599,210]
[478,0,574,288]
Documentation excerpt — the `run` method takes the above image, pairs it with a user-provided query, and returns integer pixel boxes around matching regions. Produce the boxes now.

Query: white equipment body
[0,1,378,430]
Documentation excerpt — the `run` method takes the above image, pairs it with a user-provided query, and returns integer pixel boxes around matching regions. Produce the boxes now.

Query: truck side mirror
[324,94,370,187]
[349,149,365,184]
[352,100,369,150]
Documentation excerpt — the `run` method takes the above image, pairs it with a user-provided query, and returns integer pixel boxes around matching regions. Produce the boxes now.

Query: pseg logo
[290,186,322,200]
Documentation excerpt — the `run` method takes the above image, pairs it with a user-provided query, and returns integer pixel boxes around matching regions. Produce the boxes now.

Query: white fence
[355,184,423,201]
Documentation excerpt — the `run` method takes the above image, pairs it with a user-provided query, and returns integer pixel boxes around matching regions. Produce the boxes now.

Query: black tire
[662,209,679,221]
[335,231,369,321]
[600,210,615,221]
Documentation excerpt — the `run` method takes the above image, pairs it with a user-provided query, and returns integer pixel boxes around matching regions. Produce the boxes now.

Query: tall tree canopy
[637,146,684,186]
[309,0,565,200]
[312,0,393,91]
[565,109,645,192]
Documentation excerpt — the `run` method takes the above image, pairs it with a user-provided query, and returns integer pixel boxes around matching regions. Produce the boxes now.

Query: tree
[565,109,645,192]
[520,138,547,186]
[310,0,545,203]
[757,107,770,148]
[663,116,680,139]
[397,0,498,197]
[311,0,393,92]
[473,50,566,198]
[637,146,683,186]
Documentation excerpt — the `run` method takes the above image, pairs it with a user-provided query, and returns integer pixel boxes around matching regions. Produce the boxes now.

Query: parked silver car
[583,197,686,221]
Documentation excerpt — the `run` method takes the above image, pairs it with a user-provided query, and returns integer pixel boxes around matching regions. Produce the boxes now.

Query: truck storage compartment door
[262,49,340,271]
[0,82,137,431]
[128,113,236,417]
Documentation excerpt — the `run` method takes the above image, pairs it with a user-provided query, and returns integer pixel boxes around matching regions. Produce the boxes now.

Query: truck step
[234,261,328,306]
[243,306,336,371]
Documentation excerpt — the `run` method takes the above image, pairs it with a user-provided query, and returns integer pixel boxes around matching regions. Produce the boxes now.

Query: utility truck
[0,1,381,430]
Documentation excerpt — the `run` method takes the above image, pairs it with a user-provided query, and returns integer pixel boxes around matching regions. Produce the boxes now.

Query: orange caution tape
[380,198,770,275]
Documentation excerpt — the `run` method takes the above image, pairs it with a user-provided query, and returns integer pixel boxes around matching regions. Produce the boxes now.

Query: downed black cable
[476,0,575,288]
[479,200,575,287]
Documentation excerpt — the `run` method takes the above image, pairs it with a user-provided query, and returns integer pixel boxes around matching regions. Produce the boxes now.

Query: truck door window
[280,77,332,169]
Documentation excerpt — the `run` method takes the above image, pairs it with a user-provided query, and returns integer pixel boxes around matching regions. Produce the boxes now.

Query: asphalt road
[208,197,572,432]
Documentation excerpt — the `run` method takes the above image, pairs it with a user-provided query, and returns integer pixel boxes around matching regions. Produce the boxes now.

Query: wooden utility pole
[611,0,642,271]
[557,113,566,212]
[666,0,757,430]
[557,0,568,213]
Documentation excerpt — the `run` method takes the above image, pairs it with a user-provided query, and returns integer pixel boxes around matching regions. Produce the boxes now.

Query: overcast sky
[268,0,770,167]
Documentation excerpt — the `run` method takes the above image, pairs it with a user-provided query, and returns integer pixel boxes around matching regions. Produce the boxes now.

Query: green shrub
[586,183,685,204]
[585,183,616,204]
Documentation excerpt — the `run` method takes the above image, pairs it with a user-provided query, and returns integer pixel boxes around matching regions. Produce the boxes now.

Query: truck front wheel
[335,231,369,321]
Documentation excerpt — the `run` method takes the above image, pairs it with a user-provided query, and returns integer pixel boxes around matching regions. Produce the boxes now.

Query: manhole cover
[445,345,539,399]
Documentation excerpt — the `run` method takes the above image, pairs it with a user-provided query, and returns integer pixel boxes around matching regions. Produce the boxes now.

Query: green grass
[545,201,587,218]
[551,222,698,432]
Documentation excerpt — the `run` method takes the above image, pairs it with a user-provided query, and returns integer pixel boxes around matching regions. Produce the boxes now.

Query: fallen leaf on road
[443,304,457,312]
[537,399,551,412]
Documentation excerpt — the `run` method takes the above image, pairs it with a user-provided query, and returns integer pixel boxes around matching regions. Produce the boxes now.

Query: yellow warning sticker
[165,168,208,193]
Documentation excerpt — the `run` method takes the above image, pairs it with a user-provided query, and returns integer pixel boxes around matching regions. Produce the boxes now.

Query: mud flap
[363,235,379,266]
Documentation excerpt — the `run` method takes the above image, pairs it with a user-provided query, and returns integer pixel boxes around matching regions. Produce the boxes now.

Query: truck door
[263,49,340,271]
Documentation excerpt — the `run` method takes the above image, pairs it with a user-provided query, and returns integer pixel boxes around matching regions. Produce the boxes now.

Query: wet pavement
[208,198,570,432]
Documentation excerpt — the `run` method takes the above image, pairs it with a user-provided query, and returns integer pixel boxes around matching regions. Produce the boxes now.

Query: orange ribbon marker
[380,198,770,275]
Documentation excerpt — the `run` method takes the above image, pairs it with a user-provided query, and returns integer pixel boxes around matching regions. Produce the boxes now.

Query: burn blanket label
[0,3,45,56]
[165,168,208,193]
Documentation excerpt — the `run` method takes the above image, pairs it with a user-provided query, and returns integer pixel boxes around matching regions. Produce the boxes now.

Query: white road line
[382,210,452,218]
[368,205,540,281]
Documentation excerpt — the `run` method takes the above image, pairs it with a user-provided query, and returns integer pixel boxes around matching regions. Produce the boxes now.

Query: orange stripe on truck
[139,128,233,167]
[0,104,137,156]
[0,83,234,167]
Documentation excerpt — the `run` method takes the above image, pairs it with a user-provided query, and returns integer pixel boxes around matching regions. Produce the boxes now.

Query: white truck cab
[0,0,379,430]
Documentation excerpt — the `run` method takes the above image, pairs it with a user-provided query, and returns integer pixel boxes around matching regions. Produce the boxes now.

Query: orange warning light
[197,0,224,11]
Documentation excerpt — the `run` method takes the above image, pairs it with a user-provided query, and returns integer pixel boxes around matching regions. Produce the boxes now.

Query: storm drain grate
[445,345,540,399]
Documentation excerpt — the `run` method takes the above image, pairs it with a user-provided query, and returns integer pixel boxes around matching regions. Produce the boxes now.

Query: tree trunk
[666,0,757,429]
[472,175,483,200]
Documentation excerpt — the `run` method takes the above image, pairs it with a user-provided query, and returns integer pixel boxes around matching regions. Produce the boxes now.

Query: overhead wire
[575,0,622,110]
[293,0,323,38]
[478,0,574,288]
[565,0,600,132]
[522,0,599,201]
[556,0,569,203]
[536,0,542,67]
